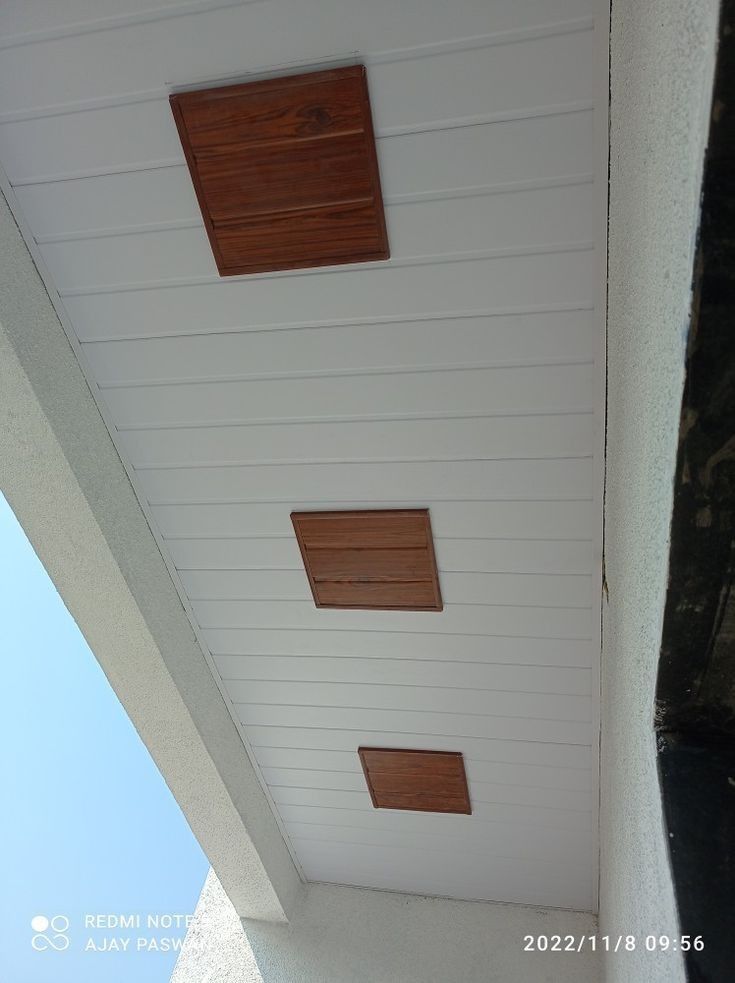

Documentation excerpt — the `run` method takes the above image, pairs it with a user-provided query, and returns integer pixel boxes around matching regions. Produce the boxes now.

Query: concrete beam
[0,191,302,923]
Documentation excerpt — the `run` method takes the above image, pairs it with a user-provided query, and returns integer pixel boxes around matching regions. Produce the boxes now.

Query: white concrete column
[601,2,719,982]
[0,191,303,923]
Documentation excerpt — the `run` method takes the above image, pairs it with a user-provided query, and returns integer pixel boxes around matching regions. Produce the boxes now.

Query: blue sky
[0,494,209,983]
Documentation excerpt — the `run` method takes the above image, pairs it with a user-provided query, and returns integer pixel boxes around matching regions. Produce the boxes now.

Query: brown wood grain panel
[369,774,467,797]
[308,548,430,582]
[197,134,375,221]
[291,511,430,550]
[291,510,442,610]
[214,202,383,274]
[371,793,470,814]
[314,580,436,609]
[358,747,471,814]
[177,74,366,150]
[170,65,388,275]
[359,749,462,776]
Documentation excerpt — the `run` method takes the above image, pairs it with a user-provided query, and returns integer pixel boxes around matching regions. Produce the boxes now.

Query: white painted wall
[600,2,719,982]
[172,869,599,983]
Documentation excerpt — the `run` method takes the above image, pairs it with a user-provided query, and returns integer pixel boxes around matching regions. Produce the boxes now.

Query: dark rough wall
[657,2,735,980]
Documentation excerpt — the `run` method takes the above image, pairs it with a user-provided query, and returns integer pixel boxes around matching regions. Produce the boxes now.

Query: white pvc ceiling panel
[0,0,608,911]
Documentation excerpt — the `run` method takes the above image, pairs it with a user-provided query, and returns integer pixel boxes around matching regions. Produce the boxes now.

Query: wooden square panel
[170,66,389,275]
[291,509,443,611]
[358,748,471,814]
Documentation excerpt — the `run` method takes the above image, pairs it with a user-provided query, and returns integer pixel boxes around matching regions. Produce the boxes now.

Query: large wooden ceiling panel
[170,67,388,274]
[358,749,472,814]
[292,510,442,611]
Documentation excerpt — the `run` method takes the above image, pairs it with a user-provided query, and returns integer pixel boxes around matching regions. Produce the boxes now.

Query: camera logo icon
[31,915,70,951]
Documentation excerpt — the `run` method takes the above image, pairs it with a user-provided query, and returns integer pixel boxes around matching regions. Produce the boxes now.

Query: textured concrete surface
[173,870,600,983]
[0,189,302,922]
[601,1,719,981]
[171,870,263,983]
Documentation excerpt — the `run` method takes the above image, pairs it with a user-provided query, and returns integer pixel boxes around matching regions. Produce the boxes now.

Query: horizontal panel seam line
[75,302,596,343]
[273,804,592,824]
[263,768,594,786]
[0,0,255,51]
[0,87,170,125]
[150,497,595,506]
[99,367,596,392]
[273,790,592,813]
[202,627,594,639]
[148,496,594,508]
[6,100,596,184]
[386,173,595,204]
[134,453,594,470]
[57,241,595,296]
[276,804,592,829]
[235,701,592,722]
[212,628,594,640]
[376,101,594,139]
[188,568,592,578]
[366,17,595,64]
[9,92,594,185]
[220,658,593,668]
[202,600,593,609]
[204,636,593,642]
[290,840,592,867]
[221,660,593,670]
[184,569,593,577]
[262,766,593,783]
[288,815,592,834]
[278,773,592,784]
[221,678,591,693]
[289,834,589,863]
[110,410,596,429]
[0,15,593,91]
[165,535,595,543]
[33,175,596,244]
[252,746,593,766]
[215,656,593,668]
[2,98,594,143]
[11,158,184,187]
[36,218,203,244]
[245,726,592,747]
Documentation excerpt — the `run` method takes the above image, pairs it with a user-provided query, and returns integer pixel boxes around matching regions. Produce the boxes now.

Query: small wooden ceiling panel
[358,748,471,814]
[291,509,443,611]
[170,66,389,275]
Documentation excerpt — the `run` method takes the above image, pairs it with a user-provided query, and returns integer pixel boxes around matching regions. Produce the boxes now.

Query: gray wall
[172,870,599,983]
[600,1,719,981]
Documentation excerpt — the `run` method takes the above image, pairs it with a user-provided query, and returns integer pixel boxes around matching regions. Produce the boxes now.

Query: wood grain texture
[170,66,389,275]
[359,747,472,814]
[306,548,429,581]
[291,509,443,611]
[291,509,431,549]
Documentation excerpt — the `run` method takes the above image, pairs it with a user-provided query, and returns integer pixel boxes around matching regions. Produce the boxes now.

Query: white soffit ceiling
[0,0,608,911]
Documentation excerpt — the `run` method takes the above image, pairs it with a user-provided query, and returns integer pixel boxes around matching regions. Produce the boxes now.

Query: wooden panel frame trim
[290,509,443,611]
[358,747,472,814]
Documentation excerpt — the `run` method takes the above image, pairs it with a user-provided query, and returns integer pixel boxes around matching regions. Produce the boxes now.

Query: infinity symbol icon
[31,915,70,951]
